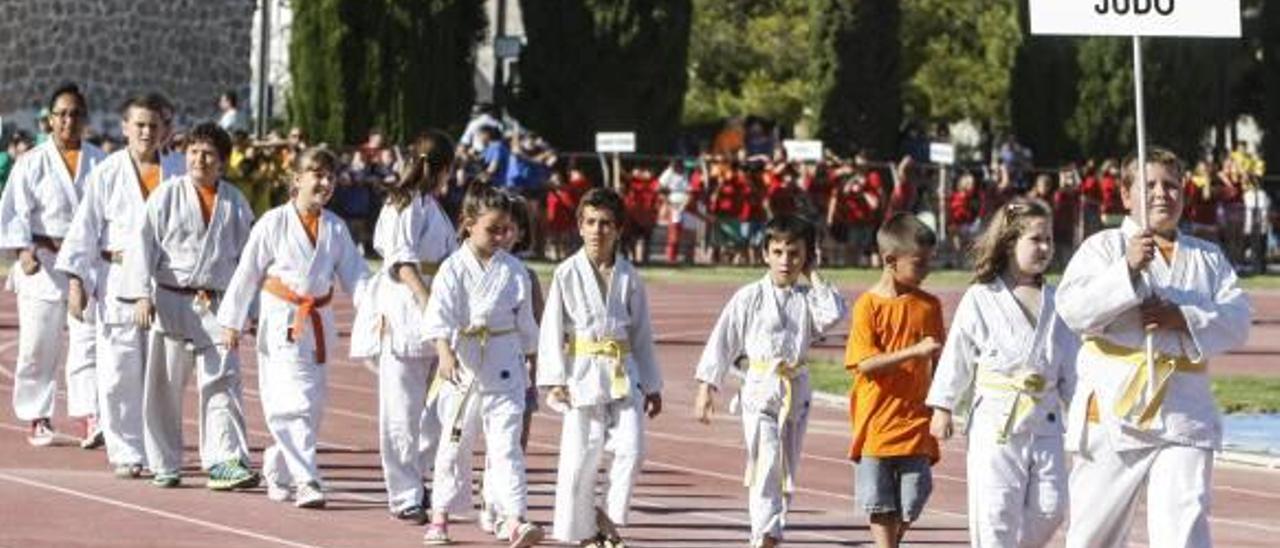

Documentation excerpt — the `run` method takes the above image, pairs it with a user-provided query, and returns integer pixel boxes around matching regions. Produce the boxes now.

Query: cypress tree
[513,0,693,153]
[810,0,901,157]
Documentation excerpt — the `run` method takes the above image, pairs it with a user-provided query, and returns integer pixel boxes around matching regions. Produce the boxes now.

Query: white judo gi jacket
[1056,218,1251,452]
[537,250,662,405]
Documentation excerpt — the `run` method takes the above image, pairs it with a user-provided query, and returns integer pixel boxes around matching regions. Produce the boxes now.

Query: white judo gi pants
[379,350,440,512]
[143,313,252,475]
[258,356,327,487]
[1066,428,1213,548]
[431,382,527,518]
[11,295,97,421]
[552,393,647,542]
[965,424,1067,548]
[96,319,147,466]
[741,373,810,544]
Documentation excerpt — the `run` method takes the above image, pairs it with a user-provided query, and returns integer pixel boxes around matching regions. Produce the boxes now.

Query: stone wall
[0,0,253,131]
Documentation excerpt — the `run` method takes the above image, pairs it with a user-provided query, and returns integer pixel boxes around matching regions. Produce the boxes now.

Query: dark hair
[185,122,232,161]
[969,198,1053,284]
[386,129,455,209]
[506,191,533,254]
[459,183,516,240]
[220,91,238,107]
[876,212,937,256]
[120,93,173,122]
[577,187,624,225]
[760,214,817,267]
[48,82,87,112]
[479,125,503,141]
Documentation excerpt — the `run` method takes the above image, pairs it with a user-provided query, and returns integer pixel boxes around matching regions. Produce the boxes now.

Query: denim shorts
[855,455,933,522]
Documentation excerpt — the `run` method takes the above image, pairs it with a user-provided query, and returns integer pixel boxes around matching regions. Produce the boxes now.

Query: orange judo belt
[263,276,334,363]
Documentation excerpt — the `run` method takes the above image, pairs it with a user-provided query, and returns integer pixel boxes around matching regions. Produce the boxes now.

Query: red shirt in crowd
[546,171,592,233]
[1099,173,1125,215]
[712,173,744,217]
[625,174,662,229]
[738,174,767,222]
[837,182,879,226]
[948,188,979,227]
[766,178,800,218]
[1052,185,1079,238]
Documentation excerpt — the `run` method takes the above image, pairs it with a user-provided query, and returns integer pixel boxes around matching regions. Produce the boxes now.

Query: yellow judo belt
[428,325,517,443]
[1083,337,1206,429]
[744,360,805,493]
[975,369,1047,444]
[568,337,632,400]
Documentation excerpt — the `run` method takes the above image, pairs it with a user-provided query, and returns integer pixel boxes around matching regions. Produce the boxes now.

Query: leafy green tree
[682,0,810,127]
[514,0,692,153]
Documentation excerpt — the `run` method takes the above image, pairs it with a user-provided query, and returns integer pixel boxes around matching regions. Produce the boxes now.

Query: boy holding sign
[1055,149,1250,547]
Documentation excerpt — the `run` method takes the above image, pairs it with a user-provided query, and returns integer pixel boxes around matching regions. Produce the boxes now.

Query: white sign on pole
[595,132,636,154]
[929,142,956,166]
[495,36,523,59]
[1029,0,1240,38]
[783,140,823,162]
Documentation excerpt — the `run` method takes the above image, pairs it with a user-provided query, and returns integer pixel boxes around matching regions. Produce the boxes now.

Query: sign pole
[1132,35,1158,399]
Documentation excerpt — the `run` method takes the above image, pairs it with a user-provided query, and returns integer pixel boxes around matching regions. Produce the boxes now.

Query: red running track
[1,283,1279,547]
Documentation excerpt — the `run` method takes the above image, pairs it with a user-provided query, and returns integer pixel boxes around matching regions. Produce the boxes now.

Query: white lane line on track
[0,471,328,548]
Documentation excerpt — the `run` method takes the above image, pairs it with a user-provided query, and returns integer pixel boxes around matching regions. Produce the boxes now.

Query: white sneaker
[294,481,326,509]
[267,482,292,502]
[508,522,545,548]
[113,463,144,479]
[27,419,54,447]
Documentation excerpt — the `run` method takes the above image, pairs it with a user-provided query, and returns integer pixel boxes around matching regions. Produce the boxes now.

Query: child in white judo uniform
[538,188,663,548]
[694,214,848,548]
[219,146,369,508]
[122,122,258,490]
[1056,148,1251,548]
[0,83,105,447]
[350,131,457,523]
[421,185,544,547]
[927,199,1078,547]
[58,93,185,478]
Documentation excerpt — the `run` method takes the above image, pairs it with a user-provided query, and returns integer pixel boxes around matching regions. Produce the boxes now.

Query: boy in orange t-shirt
[844,213,944,548]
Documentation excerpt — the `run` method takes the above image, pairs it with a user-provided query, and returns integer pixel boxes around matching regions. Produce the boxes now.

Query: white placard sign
[595,132,636,153]
[929,142,955,166]
[1029,0,1240,38]
[783,139,823,162]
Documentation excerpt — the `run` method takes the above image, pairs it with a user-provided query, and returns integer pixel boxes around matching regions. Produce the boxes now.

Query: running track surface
[2,282,1279,547]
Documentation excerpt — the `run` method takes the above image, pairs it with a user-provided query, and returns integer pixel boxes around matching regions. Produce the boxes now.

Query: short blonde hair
[1121,147,1183,191]
[876,212,937,256]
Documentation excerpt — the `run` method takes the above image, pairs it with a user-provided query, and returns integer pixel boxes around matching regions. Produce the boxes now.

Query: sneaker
[78,416,104,450]
[113,463,144,479]
[151,472,181,488]
[594,508,624,547]
[393,505,428,525]
[508,522,545,548]
[207,460,261,491]
[422,522,450,545]
[266,482,292,502]
[27,419,55,447]
[294,481,326,509]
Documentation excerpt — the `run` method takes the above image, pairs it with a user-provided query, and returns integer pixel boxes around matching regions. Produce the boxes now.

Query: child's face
[888,247,933,287]
[1011,218,1053,277]
[1121,162,1184,233]
[466,210,513,257]
[292,160,335,212]
[578,205,619,258]
[765,237,807,287]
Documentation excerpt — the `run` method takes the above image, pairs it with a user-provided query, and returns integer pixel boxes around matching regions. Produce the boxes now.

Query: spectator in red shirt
[827,169,881,267]
[624,166,662,264]
[1184,160,1220,243]
[545,164,593,260]
[1218,157,1248,263]
[1052,167,1082,269]
[739,164,769,264]
[1098,160,1125,227]
[764,165,801,219]
[709,162,749,264]
[947,172,982,260]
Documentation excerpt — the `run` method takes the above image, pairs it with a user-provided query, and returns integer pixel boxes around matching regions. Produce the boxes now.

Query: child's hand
[644,392,663,419]
[1140,297,1187,332]
[1126,229,1157,274]
[437,354,459,384]
[694,382,715,424]
[913,336,942,359]
[930,408,954,440]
